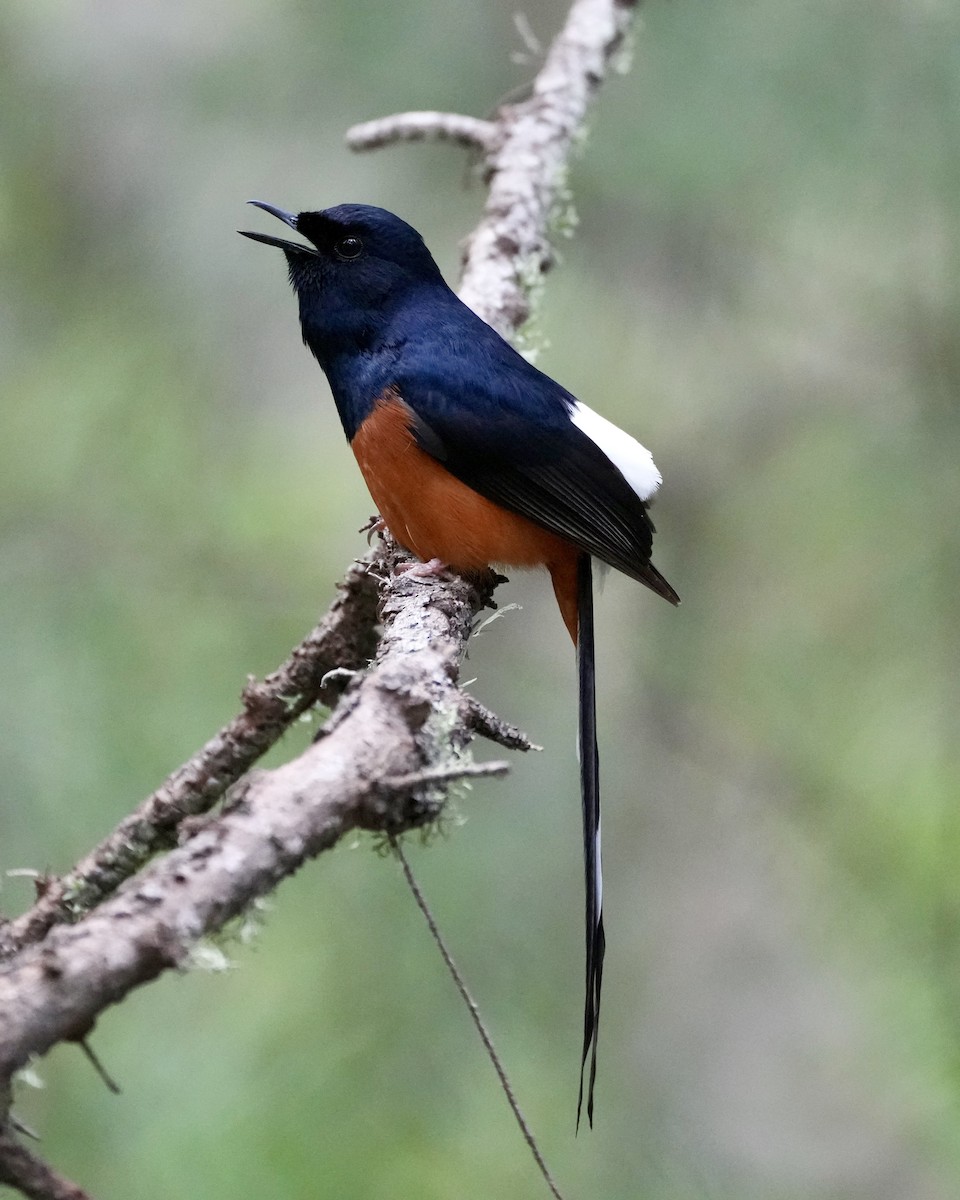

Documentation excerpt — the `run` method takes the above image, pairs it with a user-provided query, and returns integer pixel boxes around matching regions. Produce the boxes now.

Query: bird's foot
[359,514,387,544]
[395,557,454,582]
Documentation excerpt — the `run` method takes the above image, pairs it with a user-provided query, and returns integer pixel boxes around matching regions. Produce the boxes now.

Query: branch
[0,0,643,1191]
[0,544,500,1098]
[0,1127,91,1200]
[460,695,543,752]
[348,0,639,334]
[0,553,382,961]
[346,111,496,152]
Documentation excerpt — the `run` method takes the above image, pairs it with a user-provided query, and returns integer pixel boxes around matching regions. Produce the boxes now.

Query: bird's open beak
[238,201,317,254]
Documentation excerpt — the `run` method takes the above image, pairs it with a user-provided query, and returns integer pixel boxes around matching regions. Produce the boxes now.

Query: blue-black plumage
[240,201,679,1126]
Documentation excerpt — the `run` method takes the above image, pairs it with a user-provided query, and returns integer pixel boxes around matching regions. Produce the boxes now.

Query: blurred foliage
[2,0,960,1197]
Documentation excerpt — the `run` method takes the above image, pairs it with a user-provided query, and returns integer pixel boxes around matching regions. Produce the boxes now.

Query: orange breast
[351,392,579,639]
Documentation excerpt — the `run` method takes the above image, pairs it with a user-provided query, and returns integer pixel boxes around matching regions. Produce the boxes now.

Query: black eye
[334,235,363,261]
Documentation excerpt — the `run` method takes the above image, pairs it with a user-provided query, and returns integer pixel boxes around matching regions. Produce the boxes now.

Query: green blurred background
[2,0,959,1196]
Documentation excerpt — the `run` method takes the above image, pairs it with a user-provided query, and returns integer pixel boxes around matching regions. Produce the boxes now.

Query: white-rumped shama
[240,202,679,1128]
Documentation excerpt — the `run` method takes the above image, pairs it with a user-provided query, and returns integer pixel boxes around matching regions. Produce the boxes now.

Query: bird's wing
[394,363,678,602]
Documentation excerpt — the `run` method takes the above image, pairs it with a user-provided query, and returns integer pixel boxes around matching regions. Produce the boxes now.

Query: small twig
[461,696,542,752]
[390,837,567,1200]
[378,761,510,793]
[76,1040,120,1096]
[346,112,497,153]
[0,1125,93,1200]
[7,1115,40,1143]
[513,12,544,59]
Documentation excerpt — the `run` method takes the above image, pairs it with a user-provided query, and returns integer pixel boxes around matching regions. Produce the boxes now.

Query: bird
[240,201,679,1127]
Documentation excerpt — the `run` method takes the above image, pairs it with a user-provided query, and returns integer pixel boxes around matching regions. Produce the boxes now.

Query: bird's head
[240,201,449,362]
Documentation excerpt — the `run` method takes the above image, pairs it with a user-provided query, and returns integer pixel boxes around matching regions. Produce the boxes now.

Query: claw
[395,557,453,581]
[359,514,387,544]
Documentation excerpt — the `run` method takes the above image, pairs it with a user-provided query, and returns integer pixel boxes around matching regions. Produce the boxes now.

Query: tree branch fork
[0,542,531,1106]
[0,0,642,1193]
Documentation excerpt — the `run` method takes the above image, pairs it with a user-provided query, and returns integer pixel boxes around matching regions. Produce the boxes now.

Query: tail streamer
[575,552,605,1130]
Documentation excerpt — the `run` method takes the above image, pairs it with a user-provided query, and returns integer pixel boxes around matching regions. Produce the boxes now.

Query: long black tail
[576,552,604,1131]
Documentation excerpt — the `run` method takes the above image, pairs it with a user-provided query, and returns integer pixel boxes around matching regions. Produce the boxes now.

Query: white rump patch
[570,401,662,501]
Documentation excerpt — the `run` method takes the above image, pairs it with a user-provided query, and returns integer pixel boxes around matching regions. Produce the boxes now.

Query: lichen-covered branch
[0,553,382,961]
[346,111,496,152]
[349,0,639,334]
[0,0,642,1192]
[0,544,499,1104]
[0,1126,91,1200]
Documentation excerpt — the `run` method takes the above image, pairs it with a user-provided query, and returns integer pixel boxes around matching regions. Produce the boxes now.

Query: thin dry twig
[376,760,511,794]
[461,694,543,752]
[347,111,497,152]
[391,838,567,1200]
